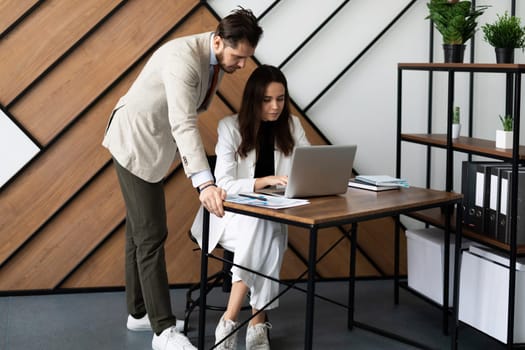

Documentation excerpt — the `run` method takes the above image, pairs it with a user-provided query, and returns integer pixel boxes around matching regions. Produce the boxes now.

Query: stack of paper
[226,193,310,209]
[354,175,409,188]
[348,178,399,192]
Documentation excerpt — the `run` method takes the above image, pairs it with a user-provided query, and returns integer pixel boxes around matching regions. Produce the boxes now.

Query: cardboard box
[406,228,465,305]
[459,245,525,343]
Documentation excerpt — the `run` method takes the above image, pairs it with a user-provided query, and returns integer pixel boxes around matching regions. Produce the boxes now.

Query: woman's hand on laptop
[254,175,288,191]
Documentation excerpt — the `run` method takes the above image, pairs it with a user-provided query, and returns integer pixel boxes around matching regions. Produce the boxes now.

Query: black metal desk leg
[348,223,357,330]
[305,227,318,350]
[451,202,463,350]
[443,205,451,335]
[198,209,210,350]
[394,215,400,304]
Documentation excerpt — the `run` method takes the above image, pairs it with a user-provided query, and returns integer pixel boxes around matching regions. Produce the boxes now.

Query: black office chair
[183,155,248,334]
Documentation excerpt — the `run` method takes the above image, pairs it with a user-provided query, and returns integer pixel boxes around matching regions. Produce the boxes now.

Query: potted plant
[426,0,489,63]
[452,106,461,138]
[496,114,513,148]
[482,12,525,64]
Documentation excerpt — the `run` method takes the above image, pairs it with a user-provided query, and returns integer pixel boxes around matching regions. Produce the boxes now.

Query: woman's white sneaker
[214,314,239,350]
[246,322,271,350]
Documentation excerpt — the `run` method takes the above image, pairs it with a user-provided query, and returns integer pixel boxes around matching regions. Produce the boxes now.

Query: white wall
[211,0,524,194]
[0,109,39,188]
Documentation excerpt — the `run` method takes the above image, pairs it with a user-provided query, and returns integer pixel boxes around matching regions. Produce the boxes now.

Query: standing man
[102,8,263,350]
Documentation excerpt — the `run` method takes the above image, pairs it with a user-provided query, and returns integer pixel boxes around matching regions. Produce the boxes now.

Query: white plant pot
[495,130,513,149]
[452,124,461,139]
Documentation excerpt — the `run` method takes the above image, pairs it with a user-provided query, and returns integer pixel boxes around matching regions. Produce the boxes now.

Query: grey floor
[0,279,504,350]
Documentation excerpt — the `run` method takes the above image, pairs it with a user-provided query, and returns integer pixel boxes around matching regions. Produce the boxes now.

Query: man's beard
[216,52,237,74]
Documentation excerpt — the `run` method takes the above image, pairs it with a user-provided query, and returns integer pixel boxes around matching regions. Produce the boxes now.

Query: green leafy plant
[499,114,513,131]
[453,106,460,124]
[482,12,525,49]
[426,0,489,45]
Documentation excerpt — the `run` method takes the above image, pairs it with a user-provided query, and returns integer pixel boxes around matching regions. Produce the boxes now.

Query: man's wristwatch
[197,183,217,193]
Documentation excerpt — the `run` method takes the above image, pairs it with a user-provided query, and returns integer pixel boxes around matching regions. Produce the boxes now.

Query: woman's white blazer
[191,114,310,252]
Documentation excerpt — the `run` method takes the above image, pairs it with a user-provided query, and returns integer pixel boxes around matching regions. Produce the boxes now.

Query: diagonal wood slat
[287,227,381,278]
[0,5,212,269]
[0,166,125,291]
[60,226,127,288]
[0,0,38,37]
[0,0,123,106]
[355,218,407,275]
[0,66,137,267]
[10,0,199,146]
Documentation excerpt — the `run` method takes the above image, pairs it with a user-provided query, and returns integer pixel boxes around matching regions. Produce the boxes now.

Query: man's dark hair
[215,7,263,48]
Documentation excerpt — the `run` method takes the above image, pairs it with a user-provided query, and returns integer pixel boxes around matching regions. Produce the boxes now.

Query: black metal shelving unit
[396,63,525,349]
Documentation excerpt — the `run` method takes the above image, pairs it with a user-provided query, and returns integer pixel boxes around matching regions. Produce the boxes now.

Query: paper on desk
[226,193,310,209]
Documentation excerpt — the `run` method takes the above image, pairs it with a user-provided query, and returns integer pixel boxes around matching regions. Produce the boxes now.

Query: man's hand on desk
[199,182,227,217]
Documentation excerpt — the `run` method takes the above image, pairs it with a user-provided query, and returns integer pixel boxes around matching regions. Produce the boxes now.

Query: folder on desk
[497,168,525,244]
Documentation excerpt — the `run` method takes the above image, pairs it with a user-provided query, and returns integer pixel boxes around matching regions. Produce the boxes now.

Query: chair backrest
[207,154,217,173]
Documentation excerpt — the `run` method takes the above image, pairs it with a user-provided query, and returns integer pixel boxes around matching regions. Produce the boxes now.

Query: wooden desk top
[224,187,462,228]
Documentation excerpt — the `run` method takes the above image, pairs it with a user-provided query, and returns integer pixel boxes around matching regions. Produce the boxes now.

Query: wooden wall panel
[0,3,210,268]
[0,63,139,266]
[0,166,124,291]
[0,0,123,106]
[11,0,198,146]
[287,227,381,279]
[60,227,127,288]
[0,1,406,293]
[356,218,407,275]
[198,99,235,155]
[0,0,38,36]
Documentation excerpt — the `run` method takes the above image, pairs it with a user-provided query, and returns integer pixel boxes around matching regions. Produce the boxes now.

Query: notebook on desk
[258,144,357,198]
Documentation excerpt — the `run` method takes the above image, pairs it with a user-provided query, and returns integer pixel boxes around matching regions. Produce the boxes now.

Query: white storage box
[406,228,467,305]
[459,245,525,343]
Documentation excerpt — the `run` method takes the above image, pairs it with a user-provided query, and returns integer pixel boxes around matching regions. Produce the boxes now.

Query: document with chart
[226,193,310,209]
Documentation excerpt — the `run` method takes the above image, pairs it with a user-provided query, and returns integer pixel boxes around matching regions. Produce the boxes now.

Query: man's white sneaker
[152,326,196,350]
[127,314,151,331]
[214,314,239,350]
[127,314,184,333]
[246,322,272,350]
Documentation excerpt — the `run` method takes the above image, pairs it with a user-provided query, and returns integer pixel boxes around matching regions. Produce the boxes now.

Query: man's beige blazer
[102,32,223,183]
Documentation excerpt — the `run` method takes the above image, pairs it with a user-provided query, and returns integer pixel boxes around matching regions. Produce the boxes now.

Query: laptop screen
[258,145,357,198]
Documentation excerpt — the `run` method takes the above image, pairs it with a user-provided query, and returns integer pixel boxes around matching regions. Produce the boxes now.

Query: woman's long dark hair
[237,65,294,158]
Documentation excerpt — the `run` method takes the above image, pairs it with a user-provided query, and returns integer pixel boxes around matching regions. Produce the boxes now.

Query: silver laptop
[258,145,357,198]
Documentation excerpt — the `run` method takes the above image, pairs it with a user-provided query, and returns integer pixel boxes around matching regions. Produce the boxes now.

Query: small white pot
[452,123,461,139]
[495,130,513,149]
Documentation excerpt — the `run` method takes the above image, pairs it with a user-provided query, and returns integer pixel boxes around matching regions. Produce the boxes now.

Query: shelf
[406,208,525,255]
[398,61,525,346]
[398,62,525,73]
[401,134,525,160]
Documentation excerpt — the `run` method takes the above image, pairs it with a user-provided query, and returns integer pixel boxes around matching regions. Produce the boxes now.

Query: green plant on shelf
[482,12,525,50]
[499,114,513,131]
[426,0,489,45]
[453,106,460,124]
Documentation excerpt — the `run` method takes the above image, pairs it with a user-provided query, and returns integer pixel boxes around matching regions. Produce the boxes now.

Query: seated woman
[191,64,310,350]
